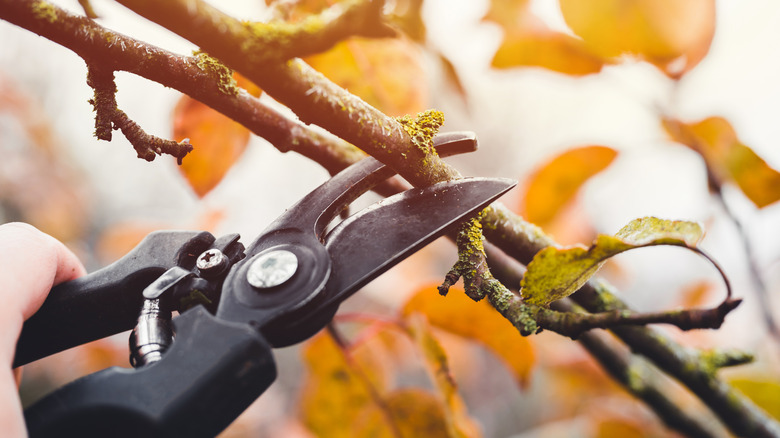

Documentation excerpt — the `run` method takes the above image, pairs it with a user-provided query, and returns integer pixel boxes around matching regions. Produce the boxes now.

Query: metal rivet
[247,250,298,289]
[196,249,227,276]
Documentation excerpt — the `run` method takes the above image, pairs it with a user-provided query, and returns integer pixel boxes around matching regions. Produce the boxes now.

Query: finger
[0,222,86,322]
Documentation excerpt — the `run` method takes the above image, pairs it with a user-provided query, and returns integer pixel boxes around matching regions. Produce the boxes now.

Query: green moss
[488,282,514,312]
[31,0,58,23]
[514,304,539,336]
[194,50,238,96]
[395,109,445,154]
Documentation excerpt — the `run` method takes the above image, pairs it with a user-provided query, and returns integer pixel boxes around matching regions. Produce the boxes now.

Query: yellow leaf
[304,38,428,116]
[172,95,251,197]
[560,0,715,78]
[729,378,780,420]
[492,32,608,76]
[522,146,618,226]
[406,315,482,438]
[521,217,704,306]
[481,0,530,31]
[663,116,780,208]
[595,418,645,438]
[389,0,426,43]
[402,284,535,387]
[352,389,455,438]
[299,332,390,437]
[484,0,609,76]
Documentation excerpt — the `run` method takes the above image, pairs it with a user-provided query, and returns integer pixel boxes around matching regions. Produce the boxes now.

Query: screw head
[247,250,298,289]
[196,249,227,276]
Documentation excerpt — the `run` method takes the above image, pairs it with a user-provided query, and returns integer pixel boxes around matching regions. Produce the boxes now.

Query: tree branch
[482,205,780,437]
[114,0,462,187]
[3,1,778,436]
[0,0,380,176]
[87,64,193,162]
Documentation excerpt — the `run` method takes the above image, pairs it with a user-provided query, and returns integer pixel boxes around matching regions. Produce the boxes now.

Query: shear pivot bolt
[196,249,228,277]
[247,250,298,289]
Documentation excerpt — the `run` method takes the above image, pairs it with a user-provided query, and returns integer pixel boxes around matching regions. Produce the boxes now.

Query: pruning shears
[13,132,514,437]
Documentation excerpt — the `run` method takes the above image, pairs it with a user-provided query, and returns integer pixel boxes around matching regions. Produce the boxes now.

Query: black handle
[14,231,215,367]
[24,307,276,438]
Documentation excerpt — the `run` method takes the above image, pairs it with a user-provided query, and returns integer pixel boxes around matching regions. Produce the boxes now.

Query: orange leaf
[304,38,427,116]
[560,0,715,78]
[481,0,530,31]
[172,96,250,197]
[521,146,617,226]
[484,0,609,76]
[352,389,458,438]
[406,315,482,438]
[234,72,262,98]
[401,285,535,387]
[594,417,645,438]
[663,117,780,208]
[492,32,607,76]
[299,331,391,437]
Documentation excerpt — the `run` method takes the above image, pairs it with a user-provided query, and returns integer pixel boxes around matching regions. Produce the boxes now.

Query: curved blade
[322,177,515,307]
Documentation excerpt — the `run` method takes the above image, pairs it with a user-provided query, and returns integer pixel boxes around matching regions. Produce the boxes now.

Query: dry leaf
[352,389,454,438]
[729,377,780,420]
[299,331,390,436]
[172,95,251,197]
[405,314,482,438]
[663,116,780,208]
[484,0,609,76]
[560,0,715,78]
[522,145,617,226]
[402,284,535,387]
[304,38,428,116]
[522,217,705,306]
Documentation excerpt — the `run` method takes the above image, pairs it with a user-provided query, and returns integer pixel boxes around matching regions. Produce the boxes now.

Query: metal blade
[322,177,515,307]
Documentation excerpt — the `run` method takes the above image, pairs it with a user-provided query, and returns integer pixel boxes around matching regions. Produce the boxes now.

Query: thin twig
[714,191,780,342]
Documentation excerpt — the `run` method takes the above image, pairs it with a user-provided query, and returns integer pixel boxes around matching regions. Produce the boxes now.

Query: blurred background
[2,0,780,436]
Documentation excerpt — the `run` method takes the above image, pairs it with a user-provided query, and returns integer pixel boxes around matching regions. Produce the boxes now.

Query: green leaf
[521,217,704,306]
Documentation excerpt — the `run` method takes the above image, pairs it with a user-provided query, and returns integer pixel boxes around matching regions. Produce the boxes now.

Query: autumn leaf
[663,116,780,208]
[305,38,427,116]
[729,378,780,420]
[559,0,715,78]
[521,217,705,306]
[352,389,455,438]
[492,32,609,76]
[172,96,250,197]
[405,314,482,438]
[484,0,609,76]
[521,145,618,226]
[389,0,426,43]
[402,284,535,387]
[299,331,391,436]
[594,417,645,438]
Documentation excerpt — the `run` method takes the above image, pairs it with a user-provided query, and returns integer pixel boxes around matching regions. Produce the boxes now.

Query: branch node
[86,64,117,141]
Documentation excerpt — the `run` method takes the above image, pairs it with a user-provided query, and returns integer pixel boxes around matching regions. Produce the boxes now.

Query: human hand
[0,223,86,437]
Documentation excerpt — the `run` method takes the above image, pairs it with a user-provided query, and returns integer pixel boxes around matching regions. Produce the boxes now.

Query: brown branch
[87,64,192,162]
[3,1,778,436]
[114,0,462,187]
[0,0,380,176]
[485,242,735,438]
